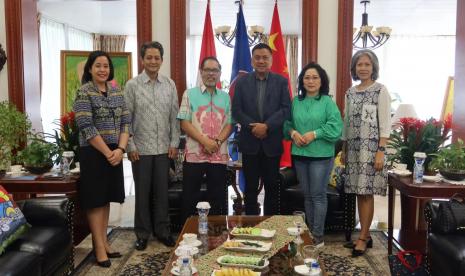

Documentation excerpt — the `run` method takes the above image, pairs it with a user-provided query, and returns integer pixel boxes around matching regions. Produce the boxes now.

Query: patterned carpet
[72,229,394,275]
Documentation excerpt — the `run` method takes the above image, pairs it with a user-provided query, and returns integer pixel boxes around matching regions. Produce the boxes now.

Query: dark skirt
[78,144,125,209]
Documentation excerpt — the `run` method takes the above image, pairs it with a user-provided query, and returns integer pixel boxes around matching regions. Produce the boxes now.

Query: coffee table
[163,215,326,275]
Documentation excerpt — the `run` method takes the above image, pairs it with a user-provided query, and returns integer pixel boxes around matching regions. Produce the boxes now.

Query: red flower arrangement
[388,114,453,172]
[53,111,79,162]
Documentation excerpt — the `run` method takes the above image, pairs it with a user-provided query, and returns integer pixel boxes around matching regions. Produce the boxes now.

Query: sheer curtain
[371,35,455,119]
[39,16,92,136]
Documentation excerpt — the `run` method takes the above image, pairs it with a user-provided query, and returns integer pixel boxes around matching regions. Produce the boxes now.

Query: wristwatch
[378,146,386,152]
[117,146,126,153]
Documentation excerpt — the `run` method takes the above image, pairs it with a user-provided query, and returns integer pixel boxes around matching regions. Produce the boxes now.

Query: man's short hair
[251,43,272,55]
[140,41,164,60]
[200,56,222,70]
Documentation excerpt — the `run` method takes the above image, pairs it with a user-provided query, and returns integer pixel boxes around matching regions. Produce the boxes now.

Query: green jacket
[283,94,343,158]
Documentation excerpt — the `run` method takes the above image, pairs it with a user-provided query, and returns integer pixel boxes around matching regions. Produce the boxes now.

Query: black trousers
[242,150,280,215]
[181,162,227,222]
[132,154,170,240]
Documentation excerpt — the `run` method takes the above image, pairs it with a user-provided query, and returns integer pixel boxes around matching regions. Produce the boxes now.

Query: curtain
[39,16,93,137]
[39,16,66,137]
[284,35,298,96]
[371,35,455,120]
[68,27,93,50]
[93,34,127,52]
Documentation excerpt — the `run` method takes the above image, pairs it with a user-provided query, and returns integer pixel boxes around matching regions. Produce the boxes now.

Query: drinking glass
[293,211,305,245]
[303,245,318,270]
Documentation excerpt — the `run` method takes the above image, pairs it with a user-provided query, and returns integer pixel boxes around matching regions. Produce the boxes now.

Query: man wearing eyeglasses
[232,43,291,215]
[177,56,233,221]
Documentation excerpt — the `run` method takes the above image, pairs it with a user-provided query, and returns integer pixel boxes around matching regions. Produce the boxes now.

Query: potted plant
[430,139,465,181]
[388,114,452,173]
[17,135,59,174]
[0,101,31,175]
[46,111,80,167]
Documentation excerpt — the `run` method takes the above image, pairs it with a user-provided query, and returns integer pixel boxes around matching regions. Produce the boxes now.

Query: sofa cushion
[12,226,72,275]
[0,250,41,276]
[429,233,465,276]
[0,185,29,255]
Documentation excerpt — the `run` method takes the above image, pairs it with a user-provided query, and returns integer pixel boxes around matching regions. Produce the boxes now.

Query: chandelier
[353,0,392,50]
[214,1,265,48]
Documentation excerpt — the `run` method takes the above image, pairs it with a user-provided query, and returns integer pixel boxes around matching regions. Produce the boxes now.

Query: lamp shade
[392,104,418,128]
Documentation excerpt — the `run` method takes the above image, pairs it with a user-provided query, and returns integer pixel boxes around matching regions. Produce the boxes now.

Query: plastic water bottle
[196,201,210,235]
[413,152,426,184]
[179,257,192,276]
[61,151,74,175]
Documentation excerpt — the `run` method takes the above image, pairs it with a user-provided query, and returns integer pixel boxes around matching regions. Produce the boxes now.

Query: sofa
[0,197,74,276]
[424,200,465,276]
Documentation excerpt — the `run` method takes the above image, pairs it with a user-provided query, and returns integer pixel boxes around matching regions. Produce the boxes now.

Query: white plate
[70,168,80,174]
[287,227,304,236]
[179,239,202,247]
[423,175,442,182]
[170,266,198,275]
[211,269,261,276]
[222,239,272,252]
[230,227,276,239]
[391,169,412,176]
[294,265,321,276]
[217,255,269,270]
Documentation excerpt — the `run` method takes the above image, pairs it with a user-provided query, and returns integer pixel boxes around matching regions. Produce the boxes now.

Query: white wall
[318,0,339,96]
[152,0,171,77]
[0,0,8,101]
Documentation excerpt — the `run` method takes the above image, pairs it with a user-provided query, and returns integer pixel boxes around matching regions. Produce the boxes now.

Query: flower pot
[439,169,465,181]
[24,163,53,175]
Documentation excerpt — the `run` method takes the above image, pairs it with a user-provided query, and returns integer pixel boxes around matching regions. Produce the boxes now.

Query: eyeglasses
[202,68,221,74]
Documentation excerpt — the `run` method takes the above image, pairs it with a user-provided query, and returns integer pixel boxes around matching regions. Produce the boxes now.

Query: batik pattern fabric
[343,82,389,196]
[177,87,232,164]
[0,185,28,255]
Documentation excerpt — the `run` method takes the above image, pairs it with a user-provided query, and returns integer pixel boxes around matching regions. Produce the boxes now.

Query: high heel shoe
[96,259,111,267]
[352,238,370,257]
[344,237,373,249]
[106,251,122,258]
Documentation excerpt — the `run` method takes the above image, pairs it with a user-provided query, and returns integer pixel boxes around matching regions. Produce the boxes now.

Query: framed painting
[60,50,132,115]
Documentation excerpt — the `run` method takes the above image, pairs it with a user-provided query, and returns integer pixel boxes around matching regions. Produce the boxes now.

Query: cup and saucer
[170,257,198,275]
[179,233,202,247]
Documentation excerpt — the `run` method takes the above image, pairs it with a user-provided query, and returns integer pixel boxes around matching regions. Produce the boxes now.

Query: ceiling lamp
[353,0,392,50]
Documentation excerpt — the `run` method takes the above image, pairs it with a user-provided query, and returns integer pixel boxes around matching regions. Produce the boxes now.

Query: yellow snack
[214,268,255,276]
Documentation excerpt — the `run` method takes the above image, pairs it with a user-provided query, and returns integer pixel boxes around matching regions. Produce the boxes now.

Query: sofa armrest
[279,167,298,189]
[424,199,447,234]
[17,197,73,228]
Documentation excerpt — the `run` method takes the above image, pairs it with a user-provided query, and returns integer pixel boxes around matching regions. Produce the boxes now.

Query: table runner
[195,215,309,275]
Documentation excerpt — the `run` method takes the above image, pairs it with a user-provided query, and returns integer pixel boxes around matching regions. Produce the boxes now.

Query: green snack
[251,228,261,235]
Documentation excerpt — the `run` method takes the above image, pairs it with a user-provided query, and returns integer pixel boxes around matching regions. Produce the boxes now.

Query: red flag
[197,0,221,88]
[269,1,293,167]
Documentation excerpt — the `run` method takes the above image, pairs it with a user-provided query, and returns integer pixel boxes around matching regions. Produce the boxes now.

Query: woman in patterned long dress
[341,50,391,257]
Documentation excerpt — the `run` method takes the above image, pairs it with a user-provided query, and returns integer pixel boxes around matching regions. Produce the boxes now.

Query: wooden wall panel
[136,0,152,73]
[454,0,465,141]
[336,0,354,113]
[5,0,41,131]
[170,0,187,103]
[301,0,318,64]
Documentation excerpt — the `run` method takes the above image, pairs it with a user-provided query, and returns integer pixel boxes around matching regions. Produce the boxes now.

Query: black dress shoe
[96,259,111,267]
[135,239,148,251]
[158,236,175,247]
[344,237,373,249]
[106,251,122,258]
[352,238,369,257]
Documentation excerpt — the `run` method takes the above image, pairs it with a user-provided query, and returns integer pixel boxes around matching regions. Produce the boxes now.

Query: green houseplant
[45,111,80,166]
[430,139,465,181]
[0,101,31,173]
[17,135,59,174]
[388,115,452,172]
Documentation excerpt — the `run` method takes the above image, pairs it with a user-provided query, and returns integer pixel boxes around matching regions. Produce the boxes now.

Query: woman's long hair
[297,62,330,101]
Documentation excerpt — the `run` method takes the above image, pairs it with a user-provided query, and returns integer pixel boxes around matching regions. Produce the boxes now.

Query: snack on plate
[213,268,258,276]
[232,227,262,235]
[220,255,265,266]
[223,240,263,248]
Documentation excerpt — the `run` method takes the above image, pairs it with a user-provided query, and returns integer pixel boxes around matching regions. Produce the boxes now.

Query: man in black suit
[232,43,291,215]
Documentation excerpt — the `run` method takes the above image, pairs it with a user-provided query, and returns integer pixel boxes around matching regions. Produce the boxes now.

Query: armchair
[424,200,465,276]
[277,141,356,241]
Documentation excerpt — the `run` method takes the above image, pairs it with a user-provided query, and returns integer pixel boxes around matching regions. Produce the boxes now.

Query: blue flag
[228,3,252,193]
